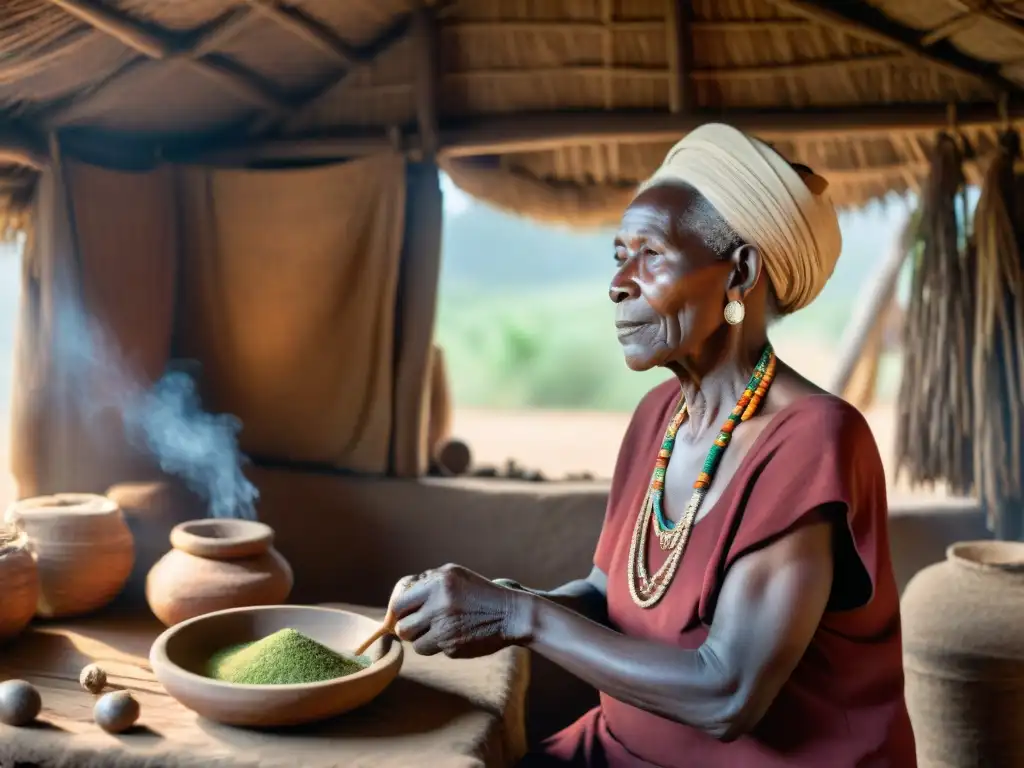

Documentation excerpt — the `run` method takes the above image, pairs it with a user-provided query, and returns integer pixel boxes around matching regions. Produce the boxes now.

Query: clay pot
[5,494,134,618]
[146,518,293,627]
[0,526,39,642]
[106,481,204,608]
[902,540,1024,767]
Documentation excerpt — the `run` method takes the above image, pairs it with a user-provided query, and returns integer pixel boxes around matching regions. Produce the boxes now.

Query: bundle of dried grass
[896,132,976,496]
[971,129,1024,537]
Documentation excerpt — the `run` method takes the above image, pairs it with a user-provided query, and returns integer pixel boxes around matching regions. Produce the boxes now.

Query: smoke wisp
[123,371,257,520]
[50,297,258,520]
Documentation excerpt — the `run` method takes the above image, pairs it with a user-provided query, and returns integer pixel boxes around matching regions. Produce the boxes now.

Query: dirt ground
[451,403,946,504]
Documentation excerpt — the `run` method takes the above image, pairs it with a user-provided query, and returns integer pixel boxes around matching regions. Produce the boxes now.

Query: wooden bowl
[150,605,403,727]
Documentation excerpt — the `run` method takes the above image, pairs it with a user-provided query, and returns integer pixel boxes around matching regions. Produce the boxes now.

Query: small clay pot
[0,526,39,642]
[146,519,293,627]
[5,494,134,618]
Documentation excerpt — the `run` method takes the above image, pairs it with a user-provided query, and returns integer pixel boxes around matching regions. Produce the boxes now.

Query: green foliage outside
[435,181,912,413]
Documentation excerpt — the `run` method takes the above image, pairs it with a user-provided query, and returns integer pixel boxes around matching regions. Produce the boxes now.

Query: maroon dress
[536,380,917,767]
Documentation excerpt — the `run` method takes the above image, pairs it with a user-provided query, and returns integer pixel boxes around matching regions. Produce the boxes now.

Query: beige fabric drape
[177,156,406,474]
[8,159,178,497]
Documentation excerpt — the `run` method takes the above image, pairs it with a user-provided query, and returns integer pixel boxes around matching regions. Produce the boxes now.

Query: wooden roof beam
[244,0,359,67]
[45,0,290,117]
[765,0,1023,95]
[247,8,424,136]
[942,0,1024,48]
[187,102,1024,165]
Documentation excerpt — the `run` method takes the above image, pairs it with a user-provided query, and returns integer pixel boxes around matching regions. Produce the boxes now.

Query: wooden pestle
[352,607,396,656]
[352,577,416,656]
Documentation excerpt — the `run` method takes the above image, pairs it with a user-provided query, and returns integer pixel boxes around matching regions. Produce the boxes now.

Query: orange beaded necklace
[627,343,777,608]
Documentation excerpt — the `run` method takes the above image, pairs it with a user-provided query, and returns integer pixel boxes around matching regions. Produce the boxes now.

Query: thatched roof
[3,0,1024,224]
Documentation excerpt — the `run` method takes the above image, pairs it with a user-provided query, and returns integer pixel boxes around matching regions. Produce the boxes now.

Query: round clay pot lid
[170,519,274,560]
[947,540,1024,573]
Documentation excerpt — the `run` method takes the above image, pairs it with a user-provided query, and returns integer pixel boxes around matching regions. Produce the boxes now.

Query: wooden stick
[830,219,910,395]
[353,623,394,656]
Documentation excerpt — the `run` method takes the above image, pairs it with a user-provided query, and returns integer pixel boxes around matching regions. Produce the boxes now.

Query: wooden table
[0,605,529,768]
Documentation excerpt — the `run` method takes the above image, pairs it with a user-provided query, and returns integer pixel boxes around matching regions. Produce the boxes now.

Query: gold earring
[724,300,745,325]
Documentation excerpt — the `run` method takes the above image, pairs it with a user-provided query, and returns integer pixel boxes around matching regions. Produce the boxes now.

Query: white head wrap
[637,123,842,314]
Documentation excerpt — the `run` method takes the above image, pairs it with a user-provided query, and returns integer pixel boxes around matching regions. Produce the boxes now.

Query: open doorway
[435,176,926,493]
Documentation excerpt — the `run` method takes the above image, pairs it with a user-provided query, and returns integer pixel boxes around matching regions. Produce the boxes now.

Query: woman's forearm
[495,570,609,625]
[533,579,608,625]
[515,592,741,738]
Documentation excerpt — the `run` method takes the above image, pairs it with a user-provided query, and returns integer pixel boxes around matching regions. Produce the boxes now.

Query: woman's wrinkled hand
[389,564,532,658]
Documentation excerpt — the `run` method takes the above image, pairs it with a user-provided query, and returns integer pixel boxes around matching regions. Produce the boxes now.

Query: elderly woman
[389,124,916,767]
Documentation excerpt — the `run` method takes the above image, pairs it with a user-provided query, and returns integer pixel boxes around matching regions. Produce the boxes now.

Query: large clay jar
[106,481,203,608]
[146,518,293,627]
[0,525,39,642]
[5,494,135,618]
[902,540,1024,767]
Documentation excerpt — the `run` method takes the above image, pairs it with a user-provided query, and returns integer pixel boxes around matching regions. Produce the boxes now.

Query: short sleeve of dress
[593,379,679,574]
[712,395,887,612]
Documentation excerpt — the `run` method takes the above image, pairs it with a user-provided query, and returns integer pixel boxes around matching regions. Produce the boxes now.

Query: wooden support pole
[829,218,911,399]
[665,1,693,113]
[411,4,441,161]
[389,163,444,478]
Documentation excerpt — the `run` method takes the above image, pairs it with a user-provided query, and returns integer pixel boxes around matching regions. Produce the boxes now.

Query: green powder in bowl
[206,628,371,685]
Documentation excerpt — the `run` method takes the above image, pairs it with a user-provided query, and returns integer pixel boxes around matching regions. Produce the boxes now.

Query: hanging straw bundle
[896,132,976,496]
[971,129,1024,537]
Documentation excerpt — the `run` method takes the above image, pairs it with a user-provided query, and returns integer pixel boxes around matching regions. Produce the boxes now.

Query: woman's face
[610,184,756,371]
